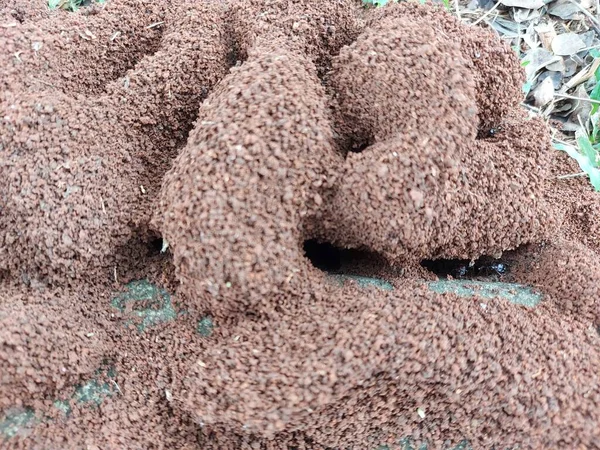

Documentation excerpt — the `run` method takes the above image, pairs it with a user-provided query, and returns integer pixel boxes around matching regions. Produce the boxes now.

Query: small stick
[579,43,600,52]
[520,102,540,113]
[556,172,587,179]
[568,0,600,28]
[562,59,600,91]
[552,137,576,147]
[554,93,600,105]
[110,380,123,395]
[146,21,164,29]
[31,77,55,88]
[471,1,501,26]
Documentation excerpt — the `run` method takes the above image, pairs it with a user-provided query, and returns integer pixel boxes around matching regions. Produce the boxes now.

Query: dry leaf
[489,17,522,38]
[562,59,600,91]
[535,22,557,51]
[554,101,575,115]
[499,0,547,8]
[514,7,543,22]
[567,84,592,129]
[563,58,579,78]
[551,33,585,56]
[515,9,531,23]
[538,71,563,90]
[580,31,597,48]
[548,0,581,19]
[522,23,539,50]
[524,47,562,78]
[533,76,555,106]
[546,58,565,71]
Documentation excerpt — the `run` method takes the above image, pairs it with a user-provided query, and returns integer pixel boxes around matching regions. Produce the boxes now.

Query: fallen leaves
[461,0,600,190]
[499,0,549,9]
[551,32,586,55]
[533,76,555,105]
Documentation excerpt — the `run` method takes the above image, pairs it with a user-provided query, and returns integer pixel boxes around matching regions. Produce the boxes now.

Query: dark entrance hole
[421,257,509,280]
[303,239,392,276]
[147,236,165,256]
[303,240,343,272]
[349,140,371,154]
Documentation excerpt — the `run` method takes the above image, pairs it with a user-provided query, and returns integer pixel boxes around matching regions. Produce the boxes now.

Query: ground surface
[1,0,600,449]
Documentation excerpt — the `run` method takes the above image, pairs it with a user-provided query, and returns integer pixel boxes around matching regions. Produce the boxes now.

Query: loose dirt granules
[1,1,600,449]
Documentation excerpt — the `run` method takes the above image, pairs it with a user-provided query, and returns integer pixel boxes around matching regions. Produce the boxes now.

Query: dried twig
[146,21,164,29]
[569,0,600,28]
[471,1,501,26]
[556,172,587,179]
[554,93,600,104]
[561,59,600,91]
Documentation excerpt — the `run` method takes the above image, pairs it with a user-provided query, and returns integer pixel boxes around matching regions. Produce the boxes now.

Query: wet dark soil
[2,0,600,449]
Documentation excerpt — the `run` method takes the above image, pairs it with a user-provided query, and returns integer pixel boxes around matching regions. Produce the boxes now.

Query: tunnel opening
[303,240,343,273]
[420,256,509,281]
[348,140,371,154]
[302,239,395,278]
[146,236,166,256]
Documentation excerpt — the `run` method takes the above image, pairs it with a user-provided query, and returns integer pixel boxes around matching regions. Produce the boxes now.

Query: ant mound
[2,0,600,449]
[0,0,231,285]
[319,7,553,264]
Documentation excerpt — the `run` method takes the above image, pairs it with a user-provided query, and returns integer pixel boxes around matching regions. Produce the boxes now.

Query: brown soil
[1,0,600,449]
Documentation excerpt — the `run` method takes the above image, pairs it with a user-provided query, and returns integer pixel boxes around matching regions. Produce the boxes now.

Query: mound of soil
[1,0,600,449]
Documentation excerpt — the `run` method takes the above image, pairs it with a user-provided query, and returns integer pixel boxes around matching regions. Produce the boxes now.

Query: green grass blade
[590,84,600,115]
[554,142,600,191]
[576,132,598,166]
[591,111,600,143]
[591,50,600,80]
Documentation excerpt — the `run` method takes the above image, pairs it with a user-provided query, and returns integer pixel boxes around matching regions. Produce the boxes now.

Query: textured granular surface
[1,0,600,449]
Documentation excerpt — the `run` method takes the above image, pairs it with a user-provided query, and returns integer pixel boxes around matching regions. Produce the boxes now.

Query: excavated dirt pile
[1,0,600,448]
